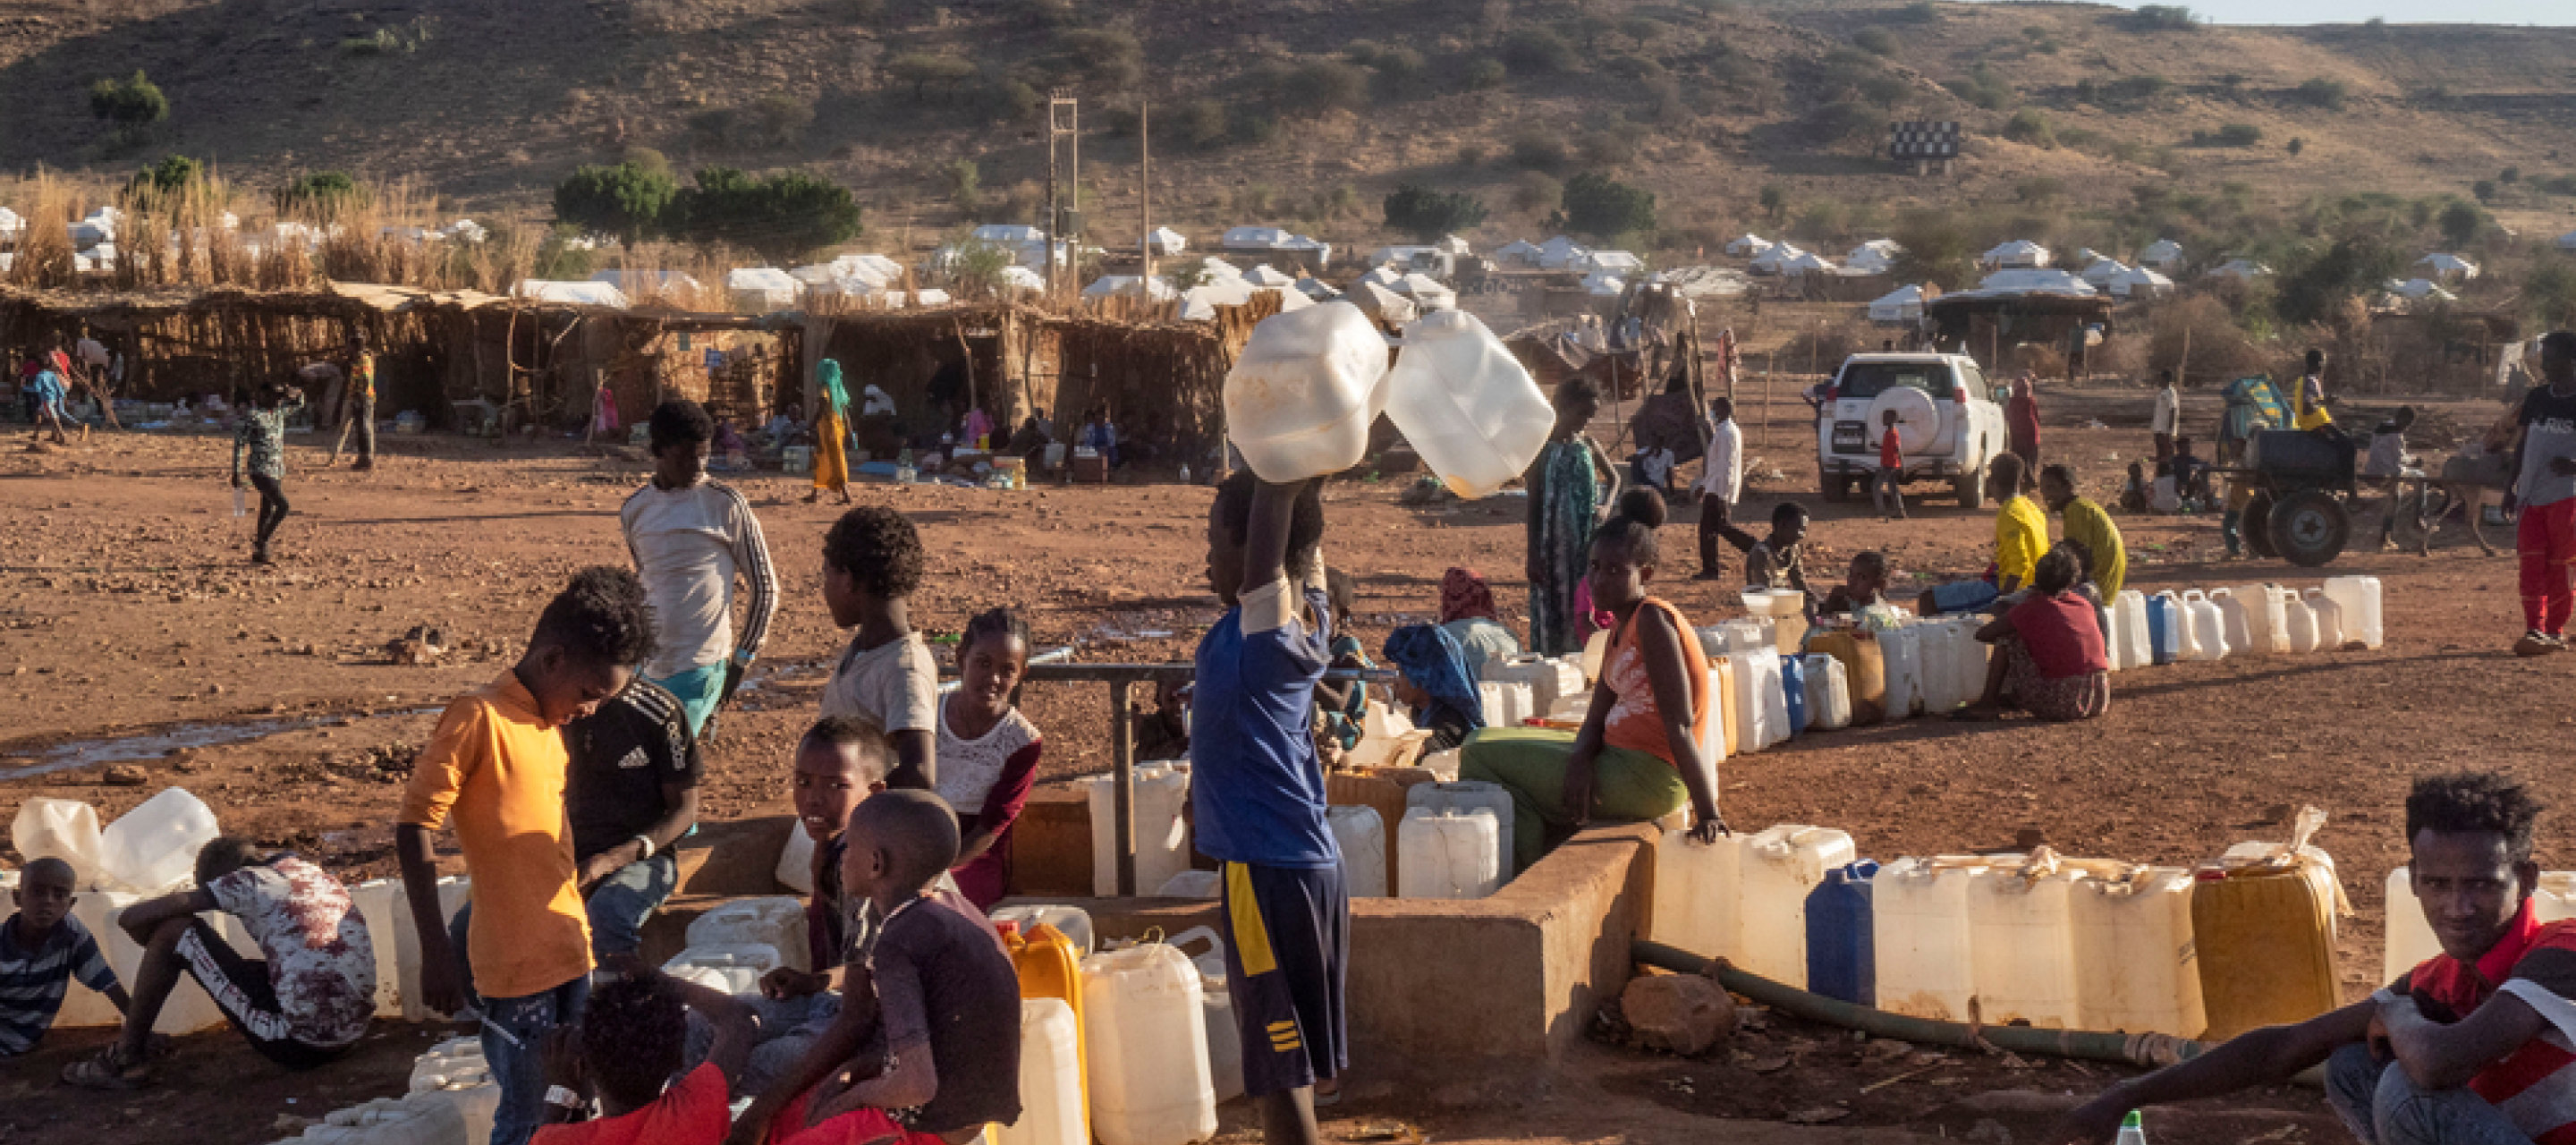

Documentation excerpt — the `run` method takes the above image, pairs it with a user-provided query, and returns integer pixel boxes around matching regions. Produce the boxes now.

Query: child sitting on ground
[1818,552,1892,617]
[533,969,754,1143]
[1715,499,1815,609]
[757,792,1021,1145]
[64,837,376,1089]
[1382,624,1487,754]
[2119,461,2150,513]
[820,507,937,790]
[0,857,128,1058]
[936,608,1044,911]
[1956,544,2111,723]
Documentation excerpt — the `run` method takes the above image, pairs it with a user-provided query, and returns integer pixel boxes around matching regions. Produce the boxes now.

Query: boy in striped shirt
[0,858,128,1056]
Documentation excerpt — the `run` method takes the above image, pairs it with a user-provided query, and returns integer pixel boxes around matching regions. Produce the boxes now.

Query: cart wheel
[2269,488,2350,567]
[2243,491,2278,560]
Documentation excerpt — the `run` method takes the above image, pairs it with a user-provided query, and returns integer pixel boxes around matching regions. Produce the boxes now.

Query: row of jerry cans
[2119,575,2385,666]
[264,1038,500,1145]
[1648,826,2343,1041]
[1157,783,1517,902]
[1001,913,1229,1145]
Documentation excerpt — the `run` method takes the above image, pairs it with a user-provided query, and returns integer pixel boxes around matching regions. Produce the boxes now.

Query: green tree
[89,70,169,125]
[129,154,204,194]
[945,236,1018,300]
[1465,57,1507,90]
[276,171,372,221]
[2004,109,2055,148]
[1383,184,1489,242]
[552,161,678,244]
[1888,209,1978,290]
[1758,183,1789,223]
[1557,172,1655,242]
[2439,199,2488,246]
[1860,74,1911,112]
[2472,180,2498,203]
[888,53,976,100]
[669,168,864,263]
[1853,27,1898,56]
[2294,78,2348,111]
[2131,5,2198,30]
[1502,28,1575,74]
[2275,237,2401,327]
[1278,61,1370,117]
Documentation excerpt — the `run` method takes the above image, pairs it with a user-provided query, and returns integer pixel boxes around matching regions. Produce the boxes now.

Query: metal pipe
[1631,940,2210,1069]
[1111,679,1136,896]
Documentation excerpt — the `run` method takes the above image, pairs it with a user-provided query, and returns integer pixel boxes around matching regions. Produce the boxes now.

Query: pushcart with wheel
[2226,428,2361,567]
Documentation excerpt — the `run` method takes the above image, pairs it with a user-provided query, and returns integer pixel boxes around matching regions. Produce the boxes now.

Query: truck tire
[2242,491,2278,560]
[2269,489,2351,568]
[1955,443,1987,510]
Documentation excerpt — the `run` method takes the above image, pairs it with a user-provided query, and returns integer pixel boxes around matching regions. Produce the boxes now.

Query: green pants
[1458,727,1688,874]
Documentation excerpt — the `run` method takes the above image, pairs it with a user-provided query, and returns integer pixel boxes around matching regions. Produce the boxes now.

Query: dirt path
[0,382,2549,1143]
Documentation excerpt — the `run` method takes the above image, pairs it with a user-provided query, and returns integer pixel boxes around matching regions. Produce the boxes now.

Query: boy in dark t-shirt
[1194,471,1347,1145]
[2512,332,2576,657]
[757,791,1018,1145]
[565,677,701,963]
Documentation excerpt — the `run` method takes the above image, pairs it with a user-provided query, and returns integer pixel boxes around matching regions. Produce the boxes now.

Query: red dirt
[0,382,2546,1144]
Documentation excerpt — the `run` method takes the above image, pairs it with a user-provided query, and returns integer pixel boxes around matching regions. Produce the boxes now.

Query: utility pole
[1045,90,1081,297]
[1044,89,1063,298]
[1140,99,1153,285]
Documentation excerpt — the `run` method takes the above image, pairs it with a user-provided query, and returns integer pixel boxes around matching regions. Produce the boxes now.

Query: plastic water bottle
[2116,1110,2147,1144]
[1178,463,1191,485]
[232,487,247,517]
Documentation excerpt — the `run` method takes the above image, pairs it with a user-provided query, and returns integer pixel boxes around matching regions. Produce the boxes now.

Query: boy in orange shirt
[398,567,657,1145]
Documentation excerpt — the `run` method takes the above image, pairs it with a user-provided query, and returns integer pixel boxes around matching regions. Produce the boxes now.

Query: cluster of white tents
[1083,255,1322,321]
[1495,235,1642,276]
[2076,255,2175,299]
[1220,225,1333,266]
[1724,234,1903,278]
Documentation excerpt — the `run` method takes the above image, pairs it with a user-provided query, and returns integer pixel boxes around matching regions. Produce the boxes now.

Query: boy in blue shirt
[29,359,68,445]
[1193,471,1344,1145]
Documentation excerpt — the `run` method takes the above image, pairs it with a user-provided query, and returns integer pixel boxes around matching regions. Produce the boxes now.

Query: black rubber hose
[1633,938,2212,1068]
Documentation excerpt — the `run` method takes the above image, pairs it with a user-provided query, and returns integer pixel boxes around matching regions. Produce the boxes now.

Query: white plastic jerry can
[1871,856,1986,1022]
[1965,856,2085,1030]
[1737,826,1858,989]
[1080,942,1218,1145]
[1396,808,1504,899]
[998,998,1089,1145]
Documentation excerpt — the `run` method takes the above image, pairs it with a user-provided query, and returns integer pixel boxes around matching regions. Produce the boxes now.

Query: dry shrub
[2141,294,2270,387]
[5,174,81,290]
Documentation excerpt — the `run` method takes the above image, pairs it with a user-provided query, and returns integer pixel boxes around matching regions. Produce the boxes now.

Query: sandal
[62,1047,152,1090]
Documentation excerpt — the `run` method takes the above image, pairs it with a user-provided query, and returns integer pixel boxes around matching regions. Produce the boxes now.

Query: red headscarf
[1440,567,1498,623]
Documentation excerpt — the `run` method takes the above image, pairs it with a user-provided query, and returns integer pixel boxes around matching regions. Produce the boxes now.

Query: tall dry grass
[4,174,81,291]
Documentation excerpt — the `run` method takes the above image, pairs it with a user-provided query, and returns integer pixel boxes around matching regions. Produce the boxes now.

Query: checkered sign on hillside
[1889,121,1962,161]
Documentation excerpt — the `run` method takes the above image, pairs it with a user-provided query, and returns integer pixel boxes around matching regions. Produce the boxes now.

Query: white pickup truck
[1814,352,2010,509]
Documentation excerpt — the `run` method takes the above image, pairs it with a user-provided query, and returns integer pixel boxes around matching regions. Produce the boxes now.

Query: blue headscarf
[1383,624,1486,733]
[818,359,850,420]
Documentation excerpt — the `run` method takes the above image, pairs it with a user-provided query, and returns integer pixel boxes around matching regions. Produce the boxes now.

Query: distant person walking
[2007,371,2042,471]
[326,334,376,471]
[1527,377,1618,657]
[233,377,305,564]
[2151,369,2181,462]
[1873,409,1906,521]
[1690,396,1742,581]
[27,354,68,445]
[2511,332,2576,657]
[807,360,853,505]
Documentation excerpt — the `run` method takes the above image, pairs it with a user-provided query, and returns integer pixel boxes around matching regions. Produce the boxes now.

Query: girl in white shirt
[935,607,1043,910]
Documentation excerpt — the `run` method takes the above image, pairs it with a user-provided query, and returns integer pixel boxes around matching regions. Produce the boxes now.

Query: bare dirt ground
[0,381,2550,1144]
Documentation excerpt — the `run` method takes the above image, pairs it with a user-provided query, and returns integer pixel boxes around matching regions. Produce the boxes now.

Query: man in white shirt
[2150,369,2181,462]
[1693,396,1743,581]
[620,399,780,739]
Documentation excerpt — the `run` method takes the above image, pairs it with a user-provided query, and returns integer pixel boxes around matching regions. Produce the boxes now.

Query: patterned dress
[1529,435,1609,657]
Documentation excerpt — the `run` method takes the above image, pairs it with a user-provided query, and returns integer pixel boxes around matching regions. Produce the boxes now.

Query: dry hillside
[5,0,2576,258]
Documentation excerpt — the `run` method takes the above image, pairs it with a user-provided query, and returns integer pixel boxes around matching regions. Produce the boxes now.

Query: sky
[2013,1,2576,25]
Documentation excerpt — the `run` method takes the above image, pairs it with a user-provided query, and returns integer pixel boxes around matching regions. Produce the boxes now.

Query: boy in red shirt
[1873,409,1906,521]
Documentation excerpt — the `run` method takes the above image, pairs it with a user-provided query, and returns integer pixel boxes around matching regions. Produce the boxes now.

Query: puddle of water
[5,708,438,781]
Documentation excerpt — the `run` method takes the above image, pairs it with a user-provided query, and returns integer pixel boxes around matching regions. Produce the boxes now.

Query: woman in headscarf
[1526,377,1619,657]
[1438,566,1522,679]
[1383,623,1486,753]
[807,359,853,505]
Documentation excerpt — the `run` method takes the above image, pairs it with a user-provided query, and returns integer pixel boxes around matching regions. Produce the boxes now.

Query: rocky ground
[0,381,2547,1144]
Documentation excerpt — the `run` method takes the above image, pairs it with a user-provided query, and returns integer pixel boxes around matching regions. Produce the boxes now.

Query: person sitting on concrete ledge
[2044,772,2576,1145]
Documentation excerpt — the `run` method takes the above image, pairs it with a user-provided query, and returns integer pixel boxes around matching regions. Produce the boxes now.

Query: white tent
[1868,284,1928,323]
[1724,234,1773,257]
[1244,265,1297,288]
[970,224,1046,244]
[1191,255,1246,283]
[1367,244,1441,267]
[516,280,630,308]
[1981,240,2052,268]
[2139,239,2185,269]
[2080,258,2131,288]
[1968,268,2097,297]
[1433,234,1473,255]
[1394,273,1456,310]
[1782,251,1838,276]
[2385,277,2446,300]
[1580,250,1645,274]
[2416,253,2480,281]
[726,267,801,312]
[1750,244,1808,275]
[1538,236,1592,270]
[998,266,1046,293]
[0,207,21,235]
[2109,267,2174,299]
[1148,227,1188,255]
[591,269,703,301]
[2207,259,2272,282]
[1294,276,1340,301]
[1356,266,1406,290]
[1352,280,1417,322]
[1580,272,1627,296]
[1080,275,1178,301]
[1496,239,1545,267]
[1180,276,1258,321]
[1223,225,1294,248]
